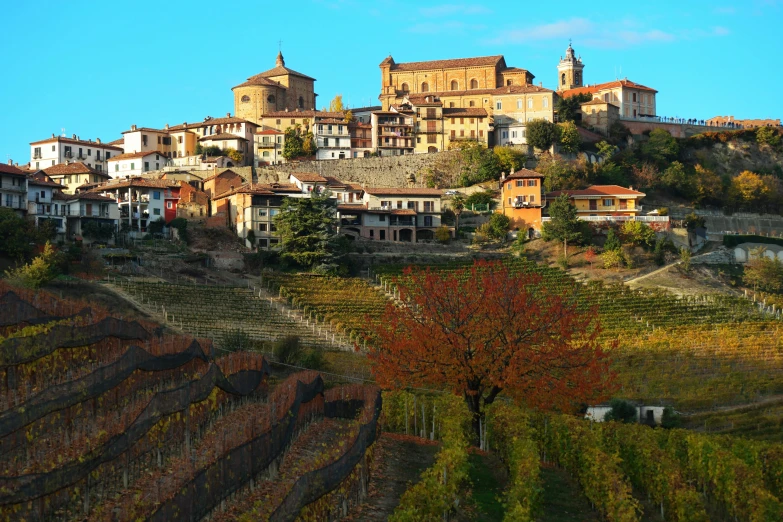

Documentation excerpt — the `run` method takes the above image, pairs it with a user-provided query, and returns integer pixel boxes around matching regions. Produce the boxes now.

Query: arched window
[401,82,409,93]
[450,80,458,90]
[298,96,304,108]
[528,98,533,109]
[267,94,276,104]
[561,73,566,85]
[543,98,549,108]
[421,82,429,92]
[469,79,478,89]
[240,95,250,103]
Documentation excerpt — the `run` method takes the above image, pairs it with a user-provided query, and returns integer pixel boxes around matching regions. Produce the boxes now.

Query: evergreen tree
[274,193,339,268]
[541,194,582,258]
[526,119,558,151]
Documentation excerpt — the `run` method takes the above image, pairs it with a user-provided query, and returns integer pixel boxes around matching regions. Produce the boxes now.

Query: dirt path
[624,261,681,285]
[344,433,439,521]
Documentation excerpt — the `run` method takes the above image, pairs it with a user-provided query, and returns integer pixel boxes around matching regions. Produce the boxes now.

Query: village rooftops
[560,79,658,99]
[108,151,167,161]
[546,185,646,198]
[212,182,301,200]
[442,107,489,117]
[382,54,507,71]
[29,135,124,150]
[256,129,284,135]
[66,192,115,202]
[27,176,65,188]
[93,178,180,191]
[363,187,443,196]
[504,168,545,180]
[290,172,328,183]
[43,162,108,177]
[0,163,29,176]
[263,110,343,119]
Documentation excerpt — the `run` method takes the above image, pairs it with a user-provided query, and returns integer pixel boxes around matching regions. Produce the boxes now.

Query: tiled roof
[198,133,248,142]
[108,151,166,161]
[505,168,545,180]
[404,84,554,101]
[0,163,27,176]
[213,182,300,200]
[232,76,288,89]
[290,172,327,183]
[257,129,284,135]
[546,185,646,198]
[442,107,489,117]
[28,176,65,188]
[202,169,242,183]
[263,110,343,119]
[406,95,443,107]
[364,187,443,196]
[29,136,125,151]
[169,116,255,131]
[389,55,505,72]
[107,138,124,146]
[391,209,417,216]
[67,192,115,202]
[337,203,368,211]
[96,178,180,191]
[580,98,615,106]
[43,162,104,176]
[349,105,382,113]
[52,192,69,201]
[250,65,315,81]
[560,79,658,98]
[120,127,166,135]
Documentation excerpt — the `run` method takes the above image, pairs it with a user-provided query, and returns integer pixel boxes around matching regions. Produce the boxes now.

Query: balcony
[340,217,362,226]
[317,129,348,137]
[512,201,541,209]
[257,142,278,149]
[1,184,27,193]
[33,153,42,159]
[390,218,416,226]
[64,152,73,158]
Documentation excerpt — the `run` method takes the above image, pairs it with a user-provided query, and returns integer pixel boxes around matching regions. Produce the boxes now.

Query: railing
[0,184,27,193]
[316,129,348,136]
[340,219,361,226]
[390,219,416,226]
[33,153,42,159]
[541,215,670,223]
[512,202,542,209]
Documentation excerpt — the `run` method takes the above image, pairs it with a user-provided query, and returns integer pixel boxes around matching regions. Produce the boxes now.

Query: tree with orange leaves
[369,260,614,444]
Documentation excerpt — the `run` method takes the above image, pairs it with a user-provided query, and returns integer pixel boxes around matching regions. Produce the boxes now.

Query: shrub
[604,398,637,423]
[4,242,62,289]
[273,335,304,365]
[680,247,692,272]
[756,126,781,148]
[602,249,624,269]
[487,213,510,241]
[435,226,452,244]
[299,346,327,370]
[604,229,621,251]
[661,406,682,429]
[220,328,252,352]
[621,220,656,249]
[653,238,666,266]
[464,190,495,210]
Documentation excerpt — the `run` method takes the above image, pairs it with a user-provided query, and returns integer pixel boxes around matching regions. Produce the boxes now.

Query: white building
[96,178,180,236]
[289,172,328,195]
[27,173,67,236]
[62,193,119,241]
[314,119,351,160]
[29,135,124,172]
[0,162,28,217]
[108,151,168,179]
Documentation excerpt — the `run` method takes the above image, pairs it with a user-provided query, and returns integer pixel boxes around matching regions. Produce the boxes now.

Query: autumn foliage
[369,260,614,443]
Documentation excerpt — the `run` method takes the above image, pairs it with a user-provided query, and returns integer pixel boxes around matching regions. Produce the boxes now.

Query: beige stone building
[379,55,533,111]
[233,52,317,125]
[580,99,620,135]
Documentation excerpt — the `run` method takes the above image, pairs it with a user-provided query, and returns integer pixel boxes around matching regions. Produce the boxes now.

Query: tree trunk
[463,393,482,447]
[563,238,568,259]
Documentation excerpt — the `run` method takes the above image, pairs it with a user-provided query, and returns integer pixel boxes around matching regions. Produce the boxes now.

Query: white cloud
[492,17,725,48]
[419,4,491,17]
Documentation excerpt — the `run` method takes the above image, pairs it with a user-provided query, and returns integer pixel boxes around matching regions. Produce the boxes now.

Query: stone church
[232,52,317,125]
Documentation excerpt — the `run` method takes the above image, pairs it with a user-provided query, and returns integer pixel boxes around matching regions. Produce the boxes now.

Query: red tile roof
[43,162,105,176]
[232,76,288,89]
[120,127,167,135]
[67,193,115,202]
[250,65,315,81]
[29,136,124,150]
[28,176,65,188]
[108,151,166,161]
[391,209,417,216]
[560,79,657,98]
[390,55,505,72]
[107,138,124,146]
[290,172,327,183]
[0,163,28,176]
[257,129,284,135]
[96,178,180,191]
[198,133,248,142]
[505,168,544,180]
[337,203,368,211]
[212,182,301,200]
[546,185,646,198]
[364,187,443,196]
[202,169,242,183]
[442,107,489,117]
[169,116,256,131]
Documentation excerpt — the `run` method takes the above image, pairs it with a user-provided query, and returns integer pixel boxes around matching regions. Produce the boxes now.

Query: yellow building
[492,85,556,146]
[545,185,645,216]
[379,55,533,111]
[233,52,317,125]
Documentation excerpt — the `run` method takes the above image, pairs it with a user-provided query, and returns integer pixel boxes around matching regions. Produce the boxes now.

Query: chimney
[539,81,543,87]
[165,123,170,130]
[226,112,231,118]
[7,159,12,166]
[500,171,506,181]
[96,138,101,144]
[51,133,55,138]
[72,134,76,139]
[131,124,137,131]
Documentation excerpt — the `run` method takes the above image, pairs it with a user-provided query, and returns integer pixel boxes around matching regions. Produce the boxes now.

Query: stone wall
[256,151,460,188]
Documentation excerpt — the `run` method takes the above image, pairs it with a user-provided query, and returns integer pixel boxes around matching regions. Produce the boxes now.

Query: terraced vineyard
[0,281,381,521]
[111,279,346,349]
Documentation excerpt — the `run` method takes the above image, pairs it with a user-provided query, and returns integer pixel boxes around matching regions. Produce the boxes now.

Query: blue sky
[1,0,781,165]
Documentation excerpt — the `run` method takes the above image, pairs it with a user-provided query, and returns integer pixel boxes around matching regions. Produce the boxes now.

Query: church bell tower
[557,42,584,91]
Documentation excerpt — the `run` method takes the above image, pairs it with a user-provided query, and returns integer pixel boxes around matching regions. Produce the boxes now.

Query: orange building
[499,168,545,236]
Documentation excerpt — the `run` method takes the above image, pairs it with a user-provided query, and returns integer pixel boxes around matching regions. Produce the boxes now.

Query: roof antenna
[278,39,282,52]
[61,127,66,137]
